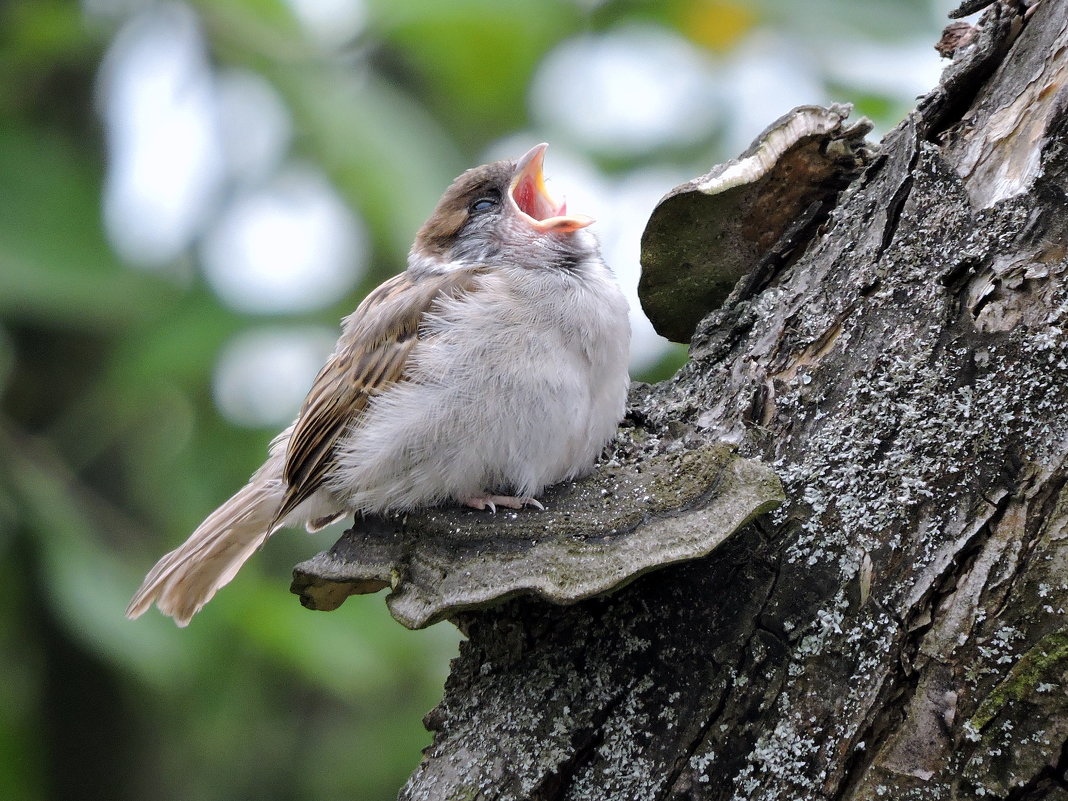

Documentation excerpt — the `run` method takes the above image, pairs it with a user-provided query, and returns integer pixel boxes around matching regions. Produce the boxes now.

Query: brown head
[411,144,596,272]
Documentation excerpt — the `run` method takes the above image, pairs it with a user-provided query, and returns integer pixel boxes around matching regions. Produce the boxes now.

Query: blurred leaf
[268,65,463,261]
[0,542,46,801]
[673,0,761,52]
[219,562,458,700]
[636,342,690,384]
[828,86,912,133]
[763,0,941,44]
[3,0,89,62]
[0,325,12,398]
[0,125,173,331]
[193,0,307,61]
[0,422,194,682]
[372,0,579,137]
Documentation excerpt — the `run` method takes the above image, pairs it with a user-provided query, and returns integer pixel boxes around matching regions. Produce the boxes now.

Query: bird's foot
[461,495,545,514]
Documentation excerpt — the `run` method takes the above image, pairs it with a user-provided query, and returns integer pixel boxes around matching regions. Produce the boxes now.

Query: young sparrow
[126,144,631,626]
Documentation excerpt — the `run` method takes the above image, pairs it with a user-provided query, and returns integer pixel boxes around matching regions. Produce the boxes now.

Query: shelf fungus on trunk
[639,103,873,344]
[290,433,783,630]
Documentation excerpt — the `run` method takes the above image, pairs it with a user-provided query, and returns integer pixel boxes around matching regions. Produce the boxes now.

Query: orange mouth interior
[509,144,593,233]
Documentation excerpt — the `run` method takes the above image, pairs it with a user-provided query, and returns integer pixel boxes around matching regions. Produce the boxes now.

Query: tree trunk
[400,3,1068,798]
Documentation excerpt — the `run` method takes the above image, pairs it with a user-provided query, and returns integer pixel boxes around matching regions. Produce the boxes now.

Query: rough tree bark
[385,3,1068,798]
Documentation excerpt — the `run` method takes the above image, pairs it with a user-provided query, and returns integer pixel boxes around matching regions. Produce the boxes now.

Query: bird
[126,143,632,626]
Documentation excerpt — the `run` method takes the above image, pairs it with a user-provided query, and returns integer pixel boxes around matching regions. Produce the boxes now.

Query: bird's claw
[462,495,545,513]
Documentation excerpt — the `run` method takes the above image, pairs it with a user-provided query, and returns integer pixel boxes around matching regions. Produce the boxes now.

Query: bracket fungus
[639,103,873,343]
[292,441,783,629]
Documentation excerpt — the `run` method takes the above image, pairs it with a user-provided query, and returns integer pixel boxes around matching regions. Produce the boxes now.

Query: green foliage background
[0,1,949,798]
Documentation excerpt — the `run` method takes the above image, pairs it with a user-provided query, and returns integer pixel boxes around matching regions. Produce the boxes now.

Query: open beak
[509,143,594,233]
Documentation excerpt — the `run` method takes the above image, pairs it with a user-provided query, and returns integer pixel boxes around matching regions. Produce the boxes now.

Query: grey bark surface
[393,3,1068,798]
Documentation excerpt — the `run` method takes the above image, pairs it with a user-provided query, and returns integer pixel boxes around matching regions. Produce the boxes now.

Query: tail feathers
[126,479,281,627]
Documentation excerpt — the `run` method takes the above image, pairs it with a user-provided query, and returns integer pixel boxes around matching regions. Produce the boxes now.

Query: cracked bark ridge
[402,2,1068,799]
[638,103,872,344]
[291,442,783,630]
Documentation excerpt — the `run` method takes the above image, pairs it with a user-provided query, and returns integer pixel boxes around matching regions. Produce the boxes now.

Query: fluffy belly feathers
[326,268,629,512]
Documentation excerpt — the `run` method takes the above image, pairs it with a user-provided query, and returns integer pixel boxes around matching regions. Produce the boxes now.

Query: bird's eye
[470,196,498,213]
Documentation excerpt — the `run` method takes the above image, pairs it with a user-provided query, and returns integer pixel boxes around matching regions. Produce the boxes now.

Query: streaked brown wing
[273,266,486,524]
